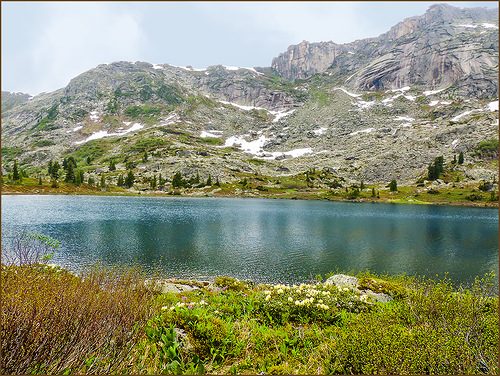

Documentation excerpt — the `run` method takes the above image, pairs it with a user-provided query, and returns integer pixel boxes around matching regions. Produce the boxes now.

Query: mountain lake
[1,195,498,285]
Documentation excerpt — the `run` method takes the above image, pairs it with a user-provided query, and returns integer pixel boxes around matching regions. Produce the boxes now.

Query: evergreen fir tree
[100,174,106,188]
[172,172,183,188]
[88,176,95,186]
[12,160,20,181]
[215,176,220,187]
[38,176,43,185]
[150,174,157,190]
[125,170,135,188]
[65,162,75,183]
[86,156,91,165]
[458,151,464,165]
[74,170,84,186]
[50,161,60,180]
[389,179,398,192]
[159,173,165,187]
[206,174,212,186]
[371,187,376,197]
[117,174,124,187]
[360,181,365,190]
[109,160,116,171]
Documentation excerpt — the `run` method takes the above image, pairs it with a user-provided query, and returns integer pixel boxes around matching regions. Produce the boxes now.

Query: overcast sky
[2,1,498,95]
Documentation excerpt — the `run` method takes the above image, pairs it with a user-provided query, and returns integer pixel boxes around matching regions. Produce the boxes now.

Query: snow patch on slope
[75,123,144,145]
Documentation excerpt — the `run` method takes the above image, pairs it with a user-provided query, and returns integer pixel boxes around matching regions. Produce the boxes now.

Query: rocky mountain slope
[272,4,498,98]
[2,4,498,189]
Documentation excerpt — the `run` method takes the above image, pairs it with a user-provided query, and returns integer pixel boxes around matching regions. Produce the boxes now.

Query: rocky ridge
[272,4,498,98]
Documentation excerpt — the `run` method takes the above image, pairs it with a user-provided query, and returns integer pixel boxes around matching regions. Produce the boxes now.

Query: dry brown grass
[0,264,157,374]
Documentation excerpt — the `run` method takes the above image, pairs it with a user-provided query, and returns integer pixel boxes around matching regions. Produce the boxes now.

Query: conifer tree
[12,160,20,181]
[65,162,75,183]
[172,172,183,188]
[100,174,106,188]
[117,174,124,187]
[458,151,464,165]
[125,170,135,188]
[206,174,212,186]
[389,179,398,192]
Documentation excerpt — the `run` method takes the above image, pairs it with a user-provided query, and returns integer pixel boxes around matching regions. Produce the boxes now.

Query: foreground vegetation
[1,261,497,374]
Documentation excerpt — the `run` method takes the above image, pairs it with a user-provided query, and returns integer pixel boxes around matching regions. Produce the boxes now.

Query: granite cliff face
[271,41,344,81]
[2,4,498,187]
[272,4,498,98]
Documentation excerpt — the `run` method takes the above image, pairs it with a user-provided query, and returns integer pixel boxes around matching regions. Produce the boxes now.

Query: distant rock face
[1,91,31,112]
[272,4,499,98]
[271,41,344,80]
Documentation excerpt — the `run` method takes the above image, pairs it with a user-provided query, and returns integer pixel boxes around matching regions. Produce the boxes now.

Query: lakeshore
[2,179,498,208]
[2,262,498,375]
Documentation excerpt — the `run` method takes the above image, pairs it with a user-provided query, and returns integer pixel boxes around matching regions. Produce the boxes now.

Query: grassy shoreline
[2,182,498,208]
[2,263,498,375]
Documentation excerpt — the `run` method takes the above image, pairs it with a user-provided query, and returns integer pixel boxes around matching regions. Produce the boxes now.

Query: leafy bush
[466,193,483,201]
[214,276,250,292]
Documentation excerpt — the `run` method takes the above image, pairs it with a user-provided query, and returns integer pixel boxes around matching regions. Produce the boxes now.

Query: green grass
[2,264,497,374]
[198,137,224,146]
[66,139,111,165]
[128,137,170,153]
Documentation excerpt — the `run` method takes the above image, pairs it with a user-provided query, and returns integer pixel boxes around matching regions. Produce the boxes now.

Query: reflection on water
[2,195,498,284]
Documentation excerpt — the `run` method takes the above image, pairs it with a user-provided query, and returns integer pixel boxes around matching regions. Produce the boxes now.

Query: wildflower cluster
[256,282,371,325]
[162,299,208,311]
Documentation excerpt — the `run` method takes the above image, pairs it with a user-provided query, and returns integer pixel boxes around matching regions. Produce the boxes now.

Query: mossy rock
[358,276,406,298]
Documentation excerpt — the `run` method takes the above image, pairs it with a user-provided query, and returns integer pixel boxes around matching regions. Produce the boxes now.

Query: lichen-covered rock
[325,274,359,288]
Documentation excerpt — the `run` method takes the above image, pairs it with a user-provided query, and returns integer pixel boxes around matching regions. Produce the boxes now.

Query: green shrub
[124,104,162,119]
[214,276,250,292]
[1,265,155,374]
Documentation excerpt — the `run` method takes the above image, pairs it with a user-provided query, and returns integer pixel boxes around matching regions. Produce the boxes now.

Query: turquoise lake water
[1,195,498,284]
